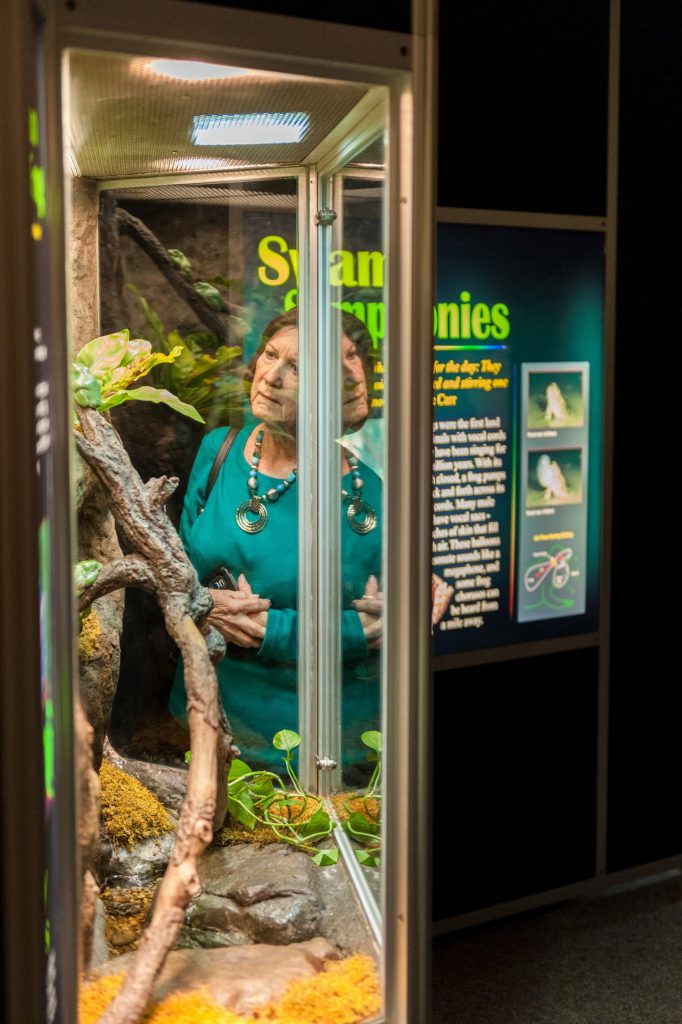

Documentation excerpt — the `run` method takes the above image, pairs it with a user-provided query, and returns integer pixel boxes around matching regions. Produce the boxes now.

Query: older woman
[169,311,382,771]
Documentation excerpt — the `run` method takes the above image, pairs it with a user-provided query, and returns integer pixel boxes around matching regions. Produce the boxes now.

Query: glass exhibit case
[21,3,433,1023]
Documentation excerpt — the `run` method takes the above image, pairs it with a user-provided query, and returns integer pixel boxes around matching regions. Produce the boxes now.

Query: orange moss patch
[79,955,380,1024]
[99,759,174,848]
[266,794,321,825]
[144,990,245,1024]
[214,819,281,846]
[330,792,381,824]
[255,954,381,1024]
[79,972,125,1024]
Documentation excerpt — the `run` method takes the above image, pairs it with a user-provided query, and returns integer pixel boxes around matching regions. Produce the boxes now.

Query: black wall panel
[433,648,599,920]
[607,0,681,872]
[437,3,610,215]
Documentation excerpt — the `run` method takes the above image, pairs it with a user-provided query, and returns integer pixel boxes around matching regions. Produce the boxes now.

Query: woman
[169,311,382,771]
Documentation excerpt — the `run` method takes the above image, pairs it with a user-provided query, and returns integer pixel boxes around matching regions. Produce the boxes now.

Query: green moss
[99,760,173,849]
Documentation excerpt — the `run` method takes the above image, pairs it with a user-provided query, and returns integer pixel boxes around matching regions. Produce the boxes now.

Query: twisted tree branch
[115,208,238,343]
[78,556,156,611]
[74,405,233,1024]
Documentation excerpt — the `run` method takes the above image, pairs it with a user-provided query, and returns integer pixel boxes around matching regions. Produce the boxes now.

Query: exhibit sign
[432,221,604,656]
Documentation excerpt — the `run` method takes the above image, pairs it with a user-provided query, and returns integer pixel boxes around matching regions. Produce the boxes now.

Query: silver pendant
[347,499,377,535]
[236,499,268,533]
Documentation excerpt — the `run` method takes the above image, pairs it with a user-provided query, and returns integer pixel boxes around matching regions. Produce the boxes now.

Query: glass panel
[318,144,386,914]
[65,45,386,1024]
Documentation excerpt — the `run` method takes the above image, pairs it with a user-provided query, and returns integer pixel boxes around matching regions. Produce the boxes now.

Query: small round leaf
[272,729,301,752]
[361,730,382,753]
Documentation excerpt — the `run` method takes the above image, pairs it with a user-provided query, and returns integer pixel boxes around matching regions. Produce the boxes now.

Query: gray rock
[89,898,110,969]
[181,844,322,948]
[106,832,175,884]
[200,843,318,905]
[315,859,379,957]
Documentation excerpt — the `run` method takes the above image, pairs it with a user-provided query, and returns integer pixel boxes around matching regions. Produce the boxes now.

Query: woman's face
[341,332,369,430]
[250,327,299,431]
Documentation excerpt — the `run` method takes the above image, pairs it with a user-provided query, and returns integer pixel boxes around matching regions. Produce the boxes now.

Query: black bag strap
[205,426,239,503]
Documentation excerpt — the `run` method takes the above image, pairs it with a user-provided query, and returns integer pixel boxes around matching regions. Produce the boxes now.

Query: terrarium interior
[68,44,388,1024]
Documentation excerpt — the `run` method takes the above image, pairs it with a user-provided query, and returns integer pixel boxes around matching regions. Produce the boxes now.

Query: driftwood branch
[75,406,233,1024]
[115,207,237,343]
[78,556,157,611]
[145,474,179,509]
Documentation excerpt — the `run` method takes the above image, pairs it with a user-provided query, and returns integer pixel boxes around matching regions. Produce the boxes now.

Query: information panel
[433,221,603,656]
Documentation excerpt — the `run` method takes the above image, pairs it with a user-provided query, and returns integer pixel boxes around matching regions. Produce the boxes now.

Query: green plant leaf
[99,386,205,423]
[295,809,333,840]
[355,849,380,868]
[184,751,191,764]
[250,775,275,800]
[343,811,380,838]
[76,330,153,375]
[74,559,102,594]
[272,729,301,753]
[228,758,253,781]
[129,290,167,347]
[361,730,382,753]
[228,790,256,830]
[312,848,340,867]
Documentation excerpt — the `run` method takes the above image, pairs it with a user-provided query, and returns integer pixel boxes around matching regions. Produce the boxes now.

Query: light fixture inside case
[191,112,310,146]
[147,59,252,81]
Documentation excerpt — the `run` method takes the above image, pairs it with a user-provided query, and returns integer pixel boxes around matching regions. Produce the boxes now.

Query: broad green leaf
[74,559,102,594]
[344,811,380,838]
[103,346,185,394]
[228,758,253,781]
[272,729,301,752]
[296,810,333,840]
[355,849,380,868]
[312,848,340,867]
[361,730,382,753]
[228,790,256,829]
[250,776,275,800]
[131,292,166,347]
[99,386,205,423]
[214,345,242,364]
[75,330,132,372]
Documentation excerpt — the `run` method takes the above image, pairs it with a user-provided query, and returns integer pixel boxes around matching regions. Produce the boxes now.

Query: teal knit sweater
[169,426,382,770]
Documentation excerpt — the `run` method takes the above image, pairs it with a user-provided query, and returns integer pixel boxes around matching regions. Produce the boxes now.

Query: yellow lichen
[79,609,102,660]
[79,955,380,1024]
[99,760,174,849]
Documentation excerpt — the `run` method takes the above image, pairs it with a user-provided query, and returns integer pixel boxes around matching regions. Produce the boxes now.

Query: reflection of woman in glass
[169,311,382,770]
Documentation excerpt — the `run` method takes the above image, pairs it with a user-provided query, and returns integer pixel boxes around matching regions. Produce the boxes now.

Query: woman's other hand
[353,574,383,649]
[207,573,270,648]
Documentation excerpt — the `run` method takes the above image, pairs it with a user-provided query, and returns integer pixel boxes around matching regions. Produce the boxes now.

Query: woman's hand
[353,574,383,649]
[207,573,270,648]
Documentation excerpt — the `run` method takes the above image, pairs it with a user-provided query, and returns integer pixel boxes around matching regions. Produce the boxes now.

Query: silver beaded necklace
[235,427,377,536]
